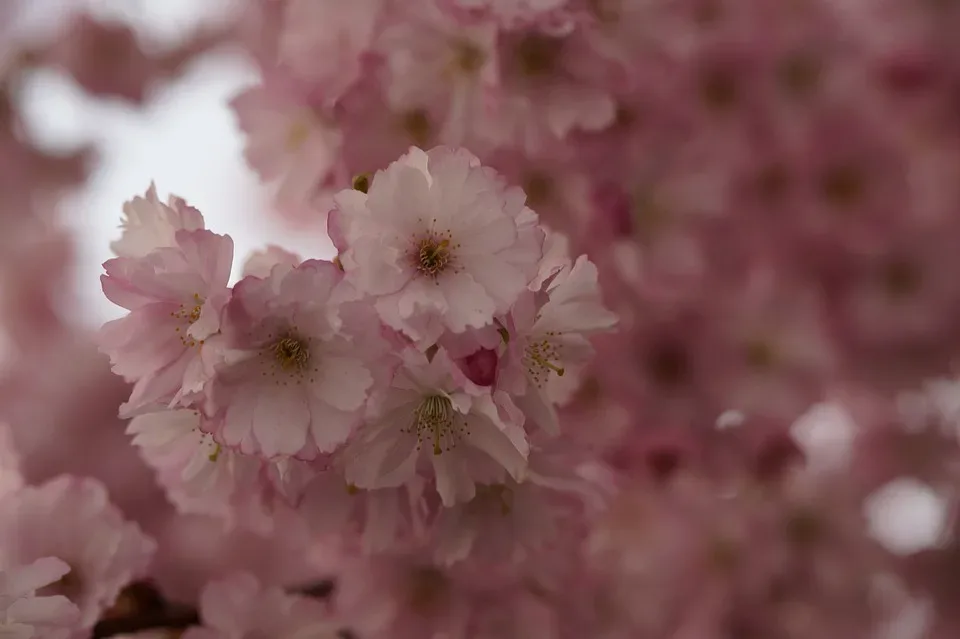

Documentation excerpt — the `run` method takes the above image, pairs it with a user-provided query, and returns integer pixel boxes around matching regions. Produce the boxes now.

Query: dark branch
[91,579,337,638]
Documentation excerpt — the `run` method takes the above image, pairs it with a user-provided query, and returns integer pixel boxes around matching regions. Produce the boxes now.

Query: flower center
[286,118,312,151]
[274,335,310,370]
[411,231,459,280]
[524,334,565,387]
[171,293,204,348]
[261,329,318,385]
[515,33,563,78]
[408,395,467,455]
[401,109,431,146]
[452,40,486,74]
[820,163,865,208]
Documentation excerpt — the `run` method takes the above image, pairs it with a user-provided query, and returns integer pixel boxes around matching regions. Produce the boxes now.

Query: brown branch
[91,579,337,638]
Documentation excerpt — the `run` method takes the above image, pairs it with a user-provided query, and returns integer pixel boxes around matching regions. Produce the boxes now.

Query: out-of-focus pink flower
[147,510,319,604]
[231,74,344,209]
[487,25,618,151]
[110,183,205,259]
[293,465,431,555]
[241,246,303,279]
[0,557,80,639]
[278,0,384,97]
[377,0,499,147]
[0,224,73,344]
[0,476,156,630]
[333,146,543,345]
[99,227,234,416]
[431,444,606,565]
[127,409,264,522]
[345,348,529,506]
[210,260,381,459]
[589,469,896,639]
[182,572,340,639]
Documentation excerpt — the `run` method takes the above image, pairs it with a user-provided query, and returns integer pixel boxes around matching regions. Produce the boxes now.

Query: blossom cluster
[2,0,960,638]
[91,145,614,637]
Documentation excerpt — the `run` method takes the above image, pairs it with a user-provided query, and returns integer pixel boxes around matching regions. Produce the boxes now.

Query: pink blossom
[127,409,264,522]
[0,476,156,630]
[99,227,234,416]
[333,146,543,344]
[486,25,619,151]
[183,572,340,639]
[499,255,617,434]
[345,348,529,506]
[292,464,432,554]
[432,446,604,565]
[209,260,381,459]
[376,0,499,146]
[278,0,384,98]
[330,551,561,639]
[231,73,343,209]
[241,245,303,279]
[0,558,80,639]
[110,183,204,259]
[333,69,444,178]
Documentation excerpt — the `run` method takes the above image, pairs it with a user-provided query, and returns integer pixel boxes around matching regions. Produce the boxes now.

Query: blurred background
[12,0,335,325]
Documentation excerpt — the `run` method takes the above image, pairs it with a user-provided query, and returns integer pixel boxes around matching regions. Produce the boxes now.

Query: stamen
[170,293,204,348]
[259,329,320,386]
[418,238,450,275]
[409,228,460,281]
[274,336,310,370]
[404,395,469,455]
[524,332,565,387]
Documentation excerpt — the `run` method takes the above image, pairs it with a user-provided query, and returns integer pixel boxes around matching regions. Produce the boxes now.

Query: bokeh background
[13,0,335,325]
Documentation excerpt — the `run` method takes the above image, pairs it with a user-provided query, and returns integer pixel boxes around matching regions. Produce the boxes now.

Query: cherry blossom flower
[499,254,617,434]
[0,476,156,630]
[278,0,384,97]
[431,446,606,565]
[127,409,264,522]
[209,260,382,460]
[376,0,499,146]
[487,24,619,151]
[345,348,529,506]
[241,245,303,279]
[231,74,344,209]
[292,464,432,555]
[110,183,204,259]
[0,558,80,639]
[333,146,543,345]
[182,572,341,639]
[99,227,234,417]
